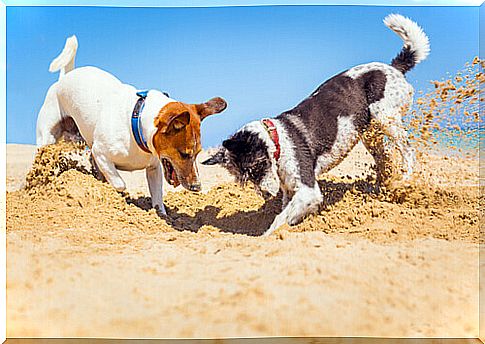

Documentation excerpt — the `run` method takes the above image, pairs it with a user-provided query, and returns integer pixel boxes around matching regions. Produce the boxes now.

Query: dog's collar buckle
[261,118,281,161]
[131,90,151,154]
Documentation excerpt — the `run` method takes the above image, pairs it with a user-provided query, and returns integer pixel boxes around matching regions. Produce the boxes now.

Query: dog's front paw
[262,228,277,237]
[114,184,126,192]
[154,204,167,216]
[286,208,306,226]
[263,213,291,237]
[287,216,303,226]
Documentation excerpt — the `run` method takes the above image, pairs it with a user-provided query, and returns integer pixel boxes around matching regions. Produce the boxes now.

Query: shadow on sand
[126,178,380,236]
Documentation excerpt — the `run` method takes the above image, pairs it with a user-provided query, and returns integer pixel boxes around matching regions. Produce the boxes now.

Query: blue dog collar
[131,90,151,154]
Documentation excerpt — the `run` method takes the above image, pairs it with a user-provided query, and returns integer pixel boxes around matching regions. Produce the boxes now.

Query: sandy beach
[6,142,480,338]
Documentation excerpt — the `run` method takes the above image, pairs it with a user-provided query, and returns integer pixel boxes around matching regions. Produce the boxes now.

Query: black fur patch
[360,69,387,106]
[277,115,317,187]
[391,46,416,74]
[354,69,387,131]
[222,130,271,186]
[276,69,386,187]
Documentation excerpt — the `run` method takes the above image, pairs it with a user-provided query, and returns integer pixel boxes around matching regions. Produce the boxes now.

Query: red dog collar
[261,118,281,161]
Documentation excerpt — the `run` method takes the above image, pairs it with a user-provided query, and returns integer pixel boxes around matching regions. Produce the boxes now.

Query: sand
[6,142,480,338]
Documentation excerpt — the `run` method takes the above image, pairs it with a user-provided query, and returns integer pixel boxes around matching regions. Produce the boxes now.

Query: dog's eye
[179,151,191,160]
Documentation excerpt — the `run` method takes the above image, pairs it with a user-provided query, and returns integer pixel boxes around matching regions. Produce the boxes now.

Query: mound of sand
[25,140,94,190]
[7,141,479,245]
[9,143,174,249]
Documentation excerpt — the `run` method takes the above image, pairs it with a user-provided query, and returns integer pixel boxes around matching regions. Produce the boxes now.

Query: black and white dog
[203,14,430,236]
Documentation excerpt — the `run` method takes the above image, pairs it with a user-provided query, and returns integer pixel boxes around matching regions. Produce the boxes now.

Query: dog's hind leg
[263,183,322,236]
[381,120,415,180]
[370,103,415,180]
[36,85,63,146]
[360,122,396,185]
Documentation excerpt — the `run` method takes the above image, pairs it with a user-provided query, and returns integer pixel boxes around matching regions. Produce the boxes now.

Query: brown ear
[196,97,227,120]
[155,111,191,134]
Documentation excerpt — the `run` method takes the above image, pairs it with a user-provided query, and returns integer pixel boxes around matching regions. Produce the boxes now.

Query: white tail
[49,35,78,78]
[384,14,430,70]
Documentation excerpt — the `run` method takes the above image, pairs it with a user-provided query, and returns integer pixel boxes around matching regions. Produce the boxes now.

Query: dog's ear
[155,111,191,134]
[222,137,238,152]
[201,148,226,165]
[196,97,227,120]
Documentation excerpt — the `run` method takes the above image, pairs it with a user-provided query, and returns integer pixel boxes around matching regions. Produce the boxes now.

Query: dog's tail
[49,35,78,79]
[384,14,430,74]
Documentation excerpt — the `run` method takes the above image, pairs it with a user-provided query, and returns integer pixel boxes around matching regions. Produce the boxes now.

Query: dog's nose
[188,183,201,192]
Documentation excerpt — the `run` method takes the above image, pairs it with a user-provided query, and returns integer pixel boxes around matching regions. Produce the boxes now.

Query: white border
[1,1,482,342]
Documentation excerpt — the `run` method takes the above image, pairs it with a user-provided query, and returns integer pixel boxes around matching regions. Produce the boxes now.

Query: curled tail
[384,14,430,74]
[49,35,78,79]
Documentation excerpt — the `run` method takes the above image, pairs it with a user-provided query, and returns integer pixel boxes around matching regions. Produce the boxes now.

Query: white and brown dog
[203,14,430,236]
[37,36,227,214]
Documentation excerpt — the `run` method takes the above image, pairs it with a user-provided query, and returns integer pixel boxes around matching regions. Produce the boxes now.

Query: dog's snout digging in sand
[203,14,430,236]
[37,36,227,213]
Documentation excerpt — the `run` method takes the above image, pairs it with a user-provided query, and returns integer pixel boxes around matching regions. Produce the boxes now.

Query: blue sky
[6,5,480,147]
